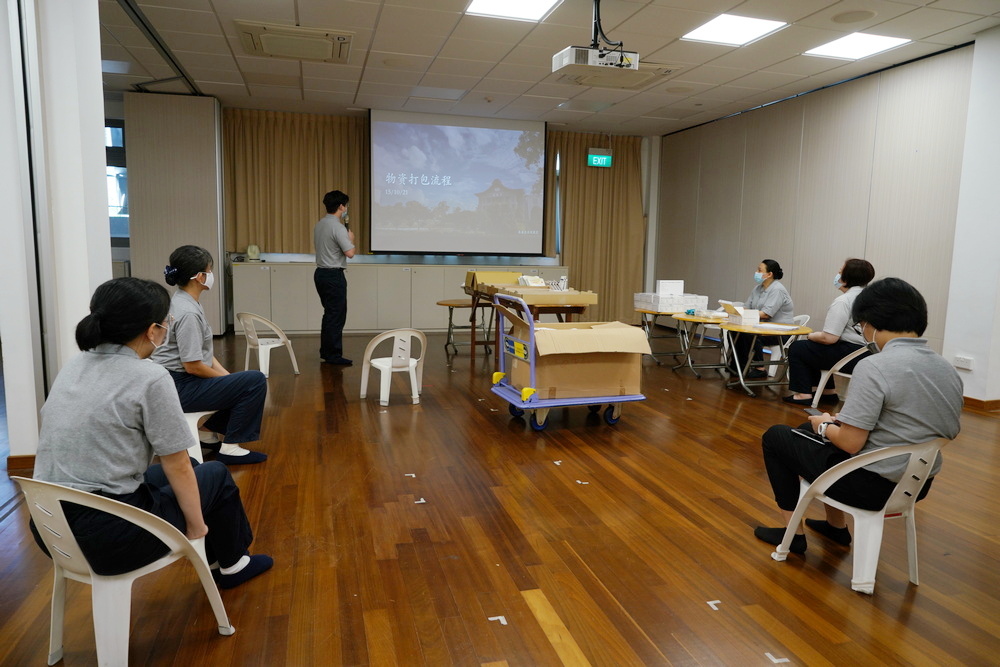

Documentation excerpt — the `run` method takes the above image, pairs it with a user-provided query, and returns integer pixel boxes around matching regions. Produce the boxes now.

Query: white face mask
[861,322,880,354]
[192,271,215,290]
[834,273,842,288]
[151,321,169,350]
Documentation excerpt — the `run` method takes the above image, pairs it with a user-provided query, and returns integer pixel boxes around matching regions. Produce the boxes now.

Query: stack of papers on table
[754,322,799,331]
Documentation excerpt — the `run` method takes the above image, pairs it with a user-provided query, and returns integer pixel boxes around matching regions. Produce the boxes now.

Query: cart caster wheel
[509,404,525,418]
[587,404,601,413]
[603,405,620,425]
[530,413,547,431]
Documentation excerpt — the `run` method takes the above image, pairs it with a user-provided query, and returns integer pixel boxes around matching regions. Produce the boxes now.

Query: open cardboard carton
[465,271,523,293]
[496,286,599,306]
[502,314,651,399]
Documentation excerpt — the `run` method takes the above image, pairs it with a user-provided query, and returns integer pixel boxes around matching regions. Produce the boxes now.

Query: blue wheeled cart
[490,294,646,431]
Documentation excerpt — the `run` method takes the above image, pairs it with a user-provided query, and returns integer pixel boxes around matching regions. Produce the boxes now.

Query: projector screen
[370,110,545,255]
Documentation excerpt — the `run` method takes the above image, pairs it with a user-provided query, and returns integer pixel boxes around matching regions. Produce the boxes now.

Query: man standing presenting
[314,190,356,365]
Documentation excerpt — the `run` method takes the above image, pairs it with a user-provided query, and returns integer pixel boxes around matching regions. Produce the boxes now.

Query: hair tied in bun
[164,265,179,279]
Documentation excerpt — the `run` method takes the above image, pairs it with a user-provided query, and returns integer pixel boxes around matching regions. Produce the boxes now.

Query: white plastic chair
[766,314,810,377]
[12,476,235,666]
[236,312,300,378]
[359,329,426,406]
[183,410,217,464]
[770,438,948,594]
[810,345,869,409]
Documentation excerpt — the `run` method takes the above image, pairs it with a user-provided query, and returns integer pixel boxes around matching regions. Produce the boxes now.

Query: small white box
[656,280,684,296]
[729,309,760,326]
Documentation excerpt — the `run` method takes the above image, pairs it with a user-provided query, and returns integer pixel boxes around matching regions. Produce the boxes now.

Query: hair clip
[164,265,179,278]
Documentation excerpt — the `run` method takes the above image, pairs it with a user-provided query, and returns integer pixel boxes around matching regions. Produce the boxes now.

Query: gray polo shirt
[823,286,865,344]
[151,290,213,371]
[34,344,191,495]
[746,280,794,324]
[837,337,963,481]
[314,213,354,269]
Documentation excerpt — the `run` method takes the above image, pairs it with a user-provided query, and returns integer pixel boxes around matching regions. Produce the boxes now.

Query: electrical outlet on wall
[953,355,974,370]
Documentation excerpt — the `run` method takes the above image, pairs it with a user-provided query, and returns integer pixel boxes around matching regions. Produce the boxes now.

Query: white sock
[199,431,221,444]
[220,555,250,575]
[219,443,251,456]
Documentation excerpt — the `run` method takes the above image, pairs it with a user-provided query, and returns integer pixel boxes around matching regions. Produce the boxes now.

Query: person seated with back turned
[729,259,794,379]
[152,245,269,465]
[754,277,962,553]
[782,258,875,406]
[30,277,272,588]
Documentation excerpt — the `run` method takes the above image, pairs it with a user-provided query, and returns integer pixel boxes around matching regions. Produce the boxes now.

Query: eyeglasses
[154,314,175,331]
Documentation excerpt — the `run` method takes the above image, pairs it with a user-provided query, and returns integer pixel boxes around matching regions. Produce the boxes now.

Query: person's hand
[808,413,833,432]
[185,521,209,540]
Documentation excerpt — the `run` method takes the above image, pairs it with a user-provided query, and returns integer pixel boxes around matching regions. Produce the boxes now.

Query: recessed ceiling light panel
[466,0,561,22]
[681,14,787,47]
[805,32,910,60]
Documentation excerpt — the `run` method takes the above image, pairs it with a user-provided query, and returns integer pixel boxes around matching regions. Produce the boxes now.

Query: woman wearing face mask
[782,258,875,405]
[729,259,795,378]
[30,277,272,587]
[754,278,962,554]
[152,245,268,465]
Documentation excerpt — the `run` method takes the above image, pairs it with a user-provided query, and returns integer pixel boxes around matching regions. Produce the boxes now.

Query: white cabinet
[232,262,567,333]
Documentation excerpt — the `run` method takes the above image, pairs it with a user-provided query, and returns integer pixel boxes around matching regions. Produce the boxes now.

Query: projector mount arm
[591,0,628,66]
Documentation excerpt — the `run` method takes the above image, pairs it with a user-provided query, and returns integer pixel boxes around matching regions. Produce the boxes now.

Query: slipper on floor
[215,450,268,465]
[215,554,274,589]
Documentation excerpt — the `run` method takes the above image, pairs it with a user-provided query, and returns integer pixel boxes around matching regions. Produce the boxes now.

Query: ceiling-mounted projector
[552,46,681,90]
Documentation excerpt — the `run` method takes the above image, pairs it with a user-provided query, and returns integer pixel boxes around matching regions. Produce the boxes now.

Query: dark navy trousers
[169,369,267,443]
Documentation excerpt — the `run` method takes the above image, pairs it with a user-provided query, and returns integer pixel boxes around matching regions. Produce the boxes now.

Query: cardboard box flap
[465,271,523,290]
[532,322,651,356]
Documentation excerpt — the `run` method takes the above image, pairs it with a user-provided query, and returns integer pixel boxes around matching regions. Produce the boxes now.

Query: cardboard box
[506,320,651,399]
[465,271,523,292]
[497,286,599,306]
[656,279,684,295]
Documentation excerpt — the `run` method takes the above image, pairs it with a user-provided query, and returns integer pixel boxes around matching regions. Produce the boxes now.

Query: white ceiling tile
[376,5,462,36]
[100,1,136,28]
[525,81,586,97]
[197,81,249,98]
[102,73,153,89]
[185,66,245,84]
[304,77,359,93]
[418,72,481,89]
[600,30,674,56]
[502,95,565,110]
[105,24,155,49]
[140,6,222,35]
[920,15,1000,42]
[354,93,407,110]
[139,0,214,10]
[297,1,381,28]
[426,58,495,77]
[519,22,591,47]
[695,85,767,102]
[159,31,232,55]
[366,52,433,72]
[242,72,301,87]
[235,55,301,75]
[764,54,847,76]
[797,0,918,31]
[403,97,459,113]
[101,44,135,62]
[176,52,238,71]
[208,0,297,33]
[927,0,1000,11]
[540,109,595,123]
[863,39,955,61]
[361,68,423,86]
[871,7,983,38]
[358,81,414,97]
[541,1,597,29]
[644,38,735,66]
[387,0,469,10]
[438,38,516,62]
[247,84,304,100]
[615,5,725,38]
[675,64,747,85]
[502,44,561,67]
[487,62,551,81]
[451,92,518,111]
[729,70,805,89]
[726,0,842,22]
[301,61,364,80]
[126,46,171,71]
[370,31,448,56]
[709,25,845,68]
[473,79,537,95]
[451,14,535,42]
[303,90,356,105]
[647,79,715,96]
[572,87,642,102]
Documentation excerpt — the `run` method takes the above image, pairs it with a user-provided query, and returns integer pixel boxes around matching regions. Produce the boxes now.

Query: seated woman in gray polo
[152,245,269,465]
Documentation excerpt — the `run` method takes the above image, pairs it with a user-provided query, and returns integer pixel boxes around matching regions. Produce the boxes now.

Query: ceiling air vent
[236,20,353,63]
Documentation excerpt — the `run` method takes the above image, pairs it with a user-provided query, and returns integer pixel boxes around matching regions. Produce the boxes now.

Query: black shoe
[805,518,852,545]
[754,526,806,554]
[323,357,353,366]
[215,450,268,465]
[746,369,768,379]
[817,393,839,404]
[782,395,814,406]
[215,554,274,590]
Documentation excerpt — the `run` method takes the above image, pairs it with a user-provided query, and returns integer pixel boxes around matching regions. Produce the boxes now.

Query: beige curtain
[222,109,369,254]
[545,131,645,323]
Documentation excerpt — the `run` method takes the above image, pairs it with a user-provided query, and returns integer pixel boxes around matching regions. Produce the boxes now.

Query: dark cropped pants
[761,423,932,512]
[787,339,867,394]
[170,369,267,443]
[30,459,253,575]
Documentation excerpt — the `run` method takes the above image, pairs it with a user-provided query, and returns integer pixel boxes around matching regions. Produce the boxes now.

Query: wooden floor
[1,330,998,666]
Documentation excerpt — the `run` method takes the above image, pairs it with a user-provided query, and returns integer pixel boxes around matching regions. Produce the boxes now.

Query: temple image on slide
[475,179,530,231]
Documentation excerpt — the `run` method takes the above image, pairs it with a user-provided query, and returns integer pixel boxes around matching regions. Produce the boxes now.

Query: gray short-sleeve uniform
[34,344,191,495]
[314,213,354,269]
[823,286,864,344]
[151,290,213,371]
[836,337,963,481]
[746,280,794,324]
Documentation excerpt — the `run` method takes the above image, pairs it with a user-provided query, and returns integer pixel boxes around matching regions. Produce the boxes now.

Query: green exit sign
[587,148,613,168]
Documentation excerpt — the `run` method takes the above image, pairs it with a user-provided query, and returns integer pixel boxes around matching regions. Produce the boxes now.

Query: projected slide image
[371,115,544,255]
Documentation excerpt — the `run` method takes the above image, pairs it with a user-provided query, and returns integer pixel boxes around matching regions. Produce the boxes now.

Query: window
[105,120,128,242]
